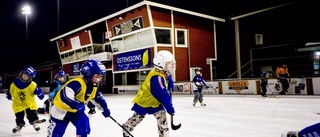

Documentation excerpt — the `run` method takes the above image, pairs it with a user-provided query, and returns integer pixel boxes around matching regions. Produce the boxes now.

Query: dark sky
[0,0,318,74]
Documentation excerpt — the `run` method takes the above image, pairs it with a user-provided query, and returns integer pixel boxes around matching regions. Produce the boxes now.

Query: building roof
[50,1,225,42]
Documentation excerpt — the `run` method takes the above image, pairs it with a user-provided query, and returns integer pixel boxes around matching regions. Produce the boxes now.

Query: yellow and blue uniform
[122,69,175,137]
[131,69,175,115]
[6,77,44,126]
[48,77,109,137]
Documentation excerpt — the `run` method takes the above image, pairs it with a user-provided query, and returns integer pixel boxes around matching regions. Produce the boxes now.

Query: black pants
[279,79,289,95]
[15,108,39,126]
[261,85,267,96]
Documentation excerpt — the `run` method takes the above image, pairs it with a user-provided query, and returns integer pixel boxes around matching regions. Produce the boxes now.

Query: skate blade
[35,119,46,124]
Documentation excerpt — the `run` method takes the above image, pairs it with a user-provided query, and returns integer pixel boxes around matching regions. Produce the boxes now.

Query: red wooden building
[50,1,225,93]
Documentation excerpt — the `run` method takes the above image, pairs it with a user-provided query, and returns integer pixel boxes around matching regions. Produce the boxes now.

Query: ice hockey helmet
[195,67,202,73]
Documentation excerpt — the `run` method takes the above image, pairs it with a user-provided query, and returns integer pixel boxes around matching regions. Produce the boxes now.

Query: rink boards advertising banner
[222,80,257,95]
[115,83,191,94]
[115,48,151,71]
[116,85,140,94]
[172,82,192,94]
[266,78,307,95]
[191,82,219,94]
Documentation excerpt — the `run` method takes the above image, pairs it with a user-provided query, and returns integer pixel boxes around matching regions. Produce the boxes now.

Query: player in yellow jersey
[47,59,111,137]
[122,50,176,137]
[6,66,45,133]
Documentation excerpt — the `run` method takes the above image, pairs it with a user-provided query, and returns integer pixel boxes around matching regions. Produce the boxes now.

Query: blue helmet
[261,71,268,77]
[54,70,67,84]
[18,66,36,83]
[80,59,106,82]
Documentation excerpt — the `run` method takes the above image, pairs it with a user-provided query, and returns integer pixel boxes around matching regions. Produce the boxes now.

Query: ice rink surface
[1,93,320,137]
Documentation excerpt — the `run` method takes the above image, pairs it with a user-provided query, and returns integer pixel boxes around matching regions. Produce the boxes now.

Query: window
[137,29,154,47]
[93,44,103,54]
[155,29,171,44]
[314,51,320,75]
[255,34,263,45]
[175,29,188,47]
[111,38,125,52]
[69,51,76,61]
[114,70,151,86]
[138,70,150,85]
[127,71,139,85]
[105,44,112,52]
[115,73,126,85]
[124,35,138,50]
[87,46,93,55]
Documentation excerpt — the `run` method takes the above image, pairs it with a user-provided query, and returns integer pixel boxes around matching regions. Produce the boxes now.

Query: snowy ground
[1,94,320,137]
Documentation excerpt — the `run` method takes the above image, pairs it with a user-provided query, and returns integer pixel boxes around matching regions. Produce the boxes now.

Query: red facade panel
[151,7,171,27]
[58,31,91,53]
[174,13,215,80]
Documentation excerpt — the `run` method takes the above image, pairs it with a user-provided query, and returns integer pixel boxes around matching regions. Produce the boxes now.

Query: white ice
[1,94,320,137]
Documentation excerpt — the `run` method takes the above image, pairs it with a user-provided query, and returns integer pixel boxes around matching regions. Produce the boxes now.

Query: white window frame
[175,28,188,48]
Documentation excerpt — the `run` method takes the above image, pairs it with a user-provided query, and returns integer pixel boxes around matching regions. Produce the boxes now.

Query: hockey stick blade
[36,119,46,124]
[170,115,181,130]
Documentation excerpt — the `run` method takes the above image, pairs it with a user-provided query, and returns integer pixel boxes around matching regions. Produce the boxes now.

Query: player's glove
[102,107,111,118]
[37,92,45,100]
[166,107,175,115]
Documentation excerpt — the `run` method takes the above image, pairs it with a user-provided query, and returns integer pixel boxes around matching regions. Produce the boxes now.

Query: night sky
[0,0,319,74]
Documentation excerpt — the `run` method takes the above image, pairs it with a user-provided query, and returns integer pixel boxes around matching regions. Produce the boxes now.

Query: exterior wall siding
[174,13,215,80]
[58,31,91,52]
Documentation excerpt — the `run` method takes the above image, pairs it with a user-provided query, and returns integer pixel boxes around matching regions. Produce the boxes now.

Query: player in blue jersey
[122,50,176,137]
[47,59,111,137]
[6,66,45,133]
[192,67,209,106]
[37,70,67,114]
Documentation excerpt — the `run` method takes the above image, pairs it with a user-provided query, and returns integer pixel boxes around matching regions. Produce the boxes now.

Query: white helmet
[153,50,176,75]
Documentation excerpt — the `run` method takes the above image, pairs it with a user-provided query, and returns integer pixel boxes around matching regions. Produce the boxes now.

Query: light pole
[22,5,31,47]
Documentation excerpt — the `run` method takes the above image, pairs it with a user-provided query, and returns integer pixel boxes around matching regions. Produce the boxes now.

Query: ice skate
[200,103,206,106]
[12,125,23,133]
[123,132,130,137]
[261,94,268,97]
[192,103,196,106]
[32,123,40,131]
[281,131,299,137]
[88,108,96,115]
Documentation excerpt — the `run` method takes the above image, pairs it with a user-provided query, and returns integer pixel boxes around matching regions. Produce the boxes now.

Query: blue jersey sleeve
[150,76,175,115]
[94,91,108,109]
[200,77,209,87]
[167,75,174,91]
